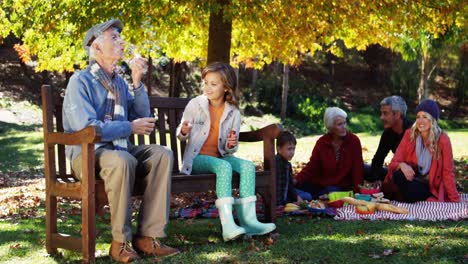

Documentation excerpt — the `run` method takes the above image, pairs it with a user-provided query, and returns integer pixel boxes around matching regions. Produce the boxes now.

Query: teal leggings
[192,155,256,198]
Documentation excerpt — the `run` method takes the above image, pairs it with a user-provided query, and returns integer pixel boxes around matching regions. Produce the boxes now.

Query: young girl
[176,62,276,241]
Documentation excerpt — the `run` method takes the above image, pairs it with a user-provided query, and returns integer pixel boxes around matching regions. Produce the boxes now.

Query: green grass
[0,122,44,172]
[0,210,466,263]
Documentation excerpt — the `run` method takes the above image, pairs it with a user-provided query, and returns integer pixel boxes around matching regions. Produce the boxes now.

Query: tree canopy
[0,0,466,72]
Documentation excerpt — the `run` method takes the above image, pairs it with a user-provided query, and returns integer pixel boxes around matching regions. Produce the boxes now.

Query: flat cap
[83,19,123,50]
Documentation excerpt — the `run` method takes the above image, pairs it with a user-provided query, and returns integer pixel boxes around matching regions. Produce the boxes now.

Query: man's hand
[130,56,148,88]
[180,120,192,136]
[399,162,415,181]
[131,117,155,135]
[227,130,237,149]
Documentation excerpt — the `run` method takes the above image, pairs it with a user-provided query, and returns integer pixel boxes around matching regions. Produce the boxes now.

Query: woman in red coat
[295,107,364,199]
[384,99,460,203]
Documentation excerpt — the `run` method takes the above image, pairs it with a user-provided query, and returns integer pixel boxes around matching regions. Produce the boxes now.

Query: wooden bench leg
[257,188,276,222]
[81,196,96,263]
[46,194,58,255]
[81,144,96,263]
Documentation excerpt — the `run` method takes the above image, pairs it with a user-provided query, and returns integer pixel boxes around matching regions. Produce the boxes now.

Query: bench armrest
[45,126,102,145]
[239,123,282,172]
[239,124,282,143]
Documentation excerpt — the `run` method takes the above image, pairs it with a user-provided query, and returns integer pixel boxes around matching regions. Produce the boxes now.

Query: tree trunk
[251,68,258,89]
[452,43,468,118]
[417,53,432,102]
[145,55,153,96]
[169,60,182,97]
[207,0,232,64]
[280,63,290,121]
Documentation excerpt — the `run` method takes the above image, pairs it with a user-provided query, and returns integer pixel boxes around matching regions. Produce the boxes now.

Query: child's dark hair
[276,131,296,147]
[202,62,239,108]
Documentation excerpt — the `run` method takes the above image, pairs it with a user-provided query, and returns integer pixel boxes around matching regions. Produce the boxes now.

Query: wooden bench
[41,84,281,263]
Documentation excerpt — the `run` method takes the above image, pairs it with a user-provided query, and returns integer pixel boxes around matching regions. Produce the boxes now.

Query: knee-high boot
[215,197,246,241]
[233,196,276,236]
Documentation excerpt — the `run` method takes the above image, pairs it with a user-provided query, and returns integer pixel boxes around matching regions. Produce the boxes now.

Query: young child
[176,62,276,241]
[275,131,311,206]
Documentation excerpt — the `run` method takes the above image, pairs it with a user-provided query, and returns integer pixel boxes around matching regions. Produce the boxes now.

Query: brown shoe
[109,240,141,263]
[132,236,180,257]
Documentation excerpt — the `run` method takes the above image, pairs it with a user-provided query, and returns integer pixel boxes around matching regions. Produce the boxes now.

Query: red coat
[296,132,364,193]
[384,129,460,202]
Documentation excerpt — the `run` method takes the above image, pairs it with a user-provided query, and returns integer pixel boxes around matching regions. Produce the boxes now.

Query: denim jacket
[62,67,150,162]
[176,95,241,175]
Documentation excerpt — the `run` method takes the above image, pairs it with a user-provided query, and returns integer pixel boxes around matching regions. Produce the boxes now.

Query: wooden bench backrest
[132,96,190,174]
[42,85,191,177]
[42,86,68,181]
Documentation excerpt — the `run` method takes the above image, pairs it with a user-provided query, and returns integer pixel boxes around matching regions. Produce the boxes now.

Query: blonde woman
[384,99,460,202]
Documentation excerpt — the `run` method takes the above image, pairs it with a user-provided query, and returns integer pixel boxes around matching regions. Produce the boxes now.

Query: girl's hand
[399,162,415,181]
[180,120,192,136]
[227,130,237,149]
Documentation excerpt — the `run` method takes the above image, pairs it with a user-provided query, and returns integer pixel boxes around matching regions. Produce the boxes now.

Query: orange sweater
[200,103,225,157]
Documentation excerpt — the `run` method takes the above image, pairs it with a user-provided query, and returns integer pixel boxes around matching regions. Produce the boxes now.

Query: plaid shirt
[275,154,297,205]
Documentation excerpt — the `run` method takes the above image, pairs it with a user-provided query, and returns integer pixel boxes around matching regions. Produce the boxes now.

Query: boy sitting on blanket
[275,131,312,205]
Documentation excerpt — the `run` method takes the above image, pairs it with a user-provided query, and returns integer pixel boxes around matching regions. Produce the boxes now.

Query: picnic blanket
[171,199,337,219]
[171,194,467,221]
[334,193,468,221]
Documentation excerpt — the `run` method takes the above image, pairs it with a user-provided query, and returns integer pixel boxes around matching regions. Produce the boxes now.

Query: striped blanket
[334,193,468,221]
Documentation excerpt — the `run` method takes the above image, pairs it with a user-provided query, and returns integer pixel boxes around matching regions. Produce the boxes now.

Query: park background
[0,1,467,263]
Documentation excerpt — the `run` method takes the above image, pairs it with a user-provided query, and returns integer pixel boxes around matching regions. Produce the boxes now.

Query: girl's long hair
[410,112,442,159]
[202,62,239,108]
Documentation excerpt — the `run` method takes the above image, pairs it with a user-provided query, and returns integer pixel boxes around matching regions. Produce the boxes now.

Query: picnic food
[284,203,300,212]
[309,200,326,209]
[359,181,381,195]
[299,201,309,210]
[342,197,409,214]
[359,182,381,190]
[355,203,376,214]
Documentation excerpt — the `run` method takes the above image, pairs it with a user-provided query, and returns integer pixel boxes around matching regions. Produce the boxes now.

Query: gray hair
[324,107,347,130]
[380,95,407,117]
[88,26,120,62]
[88,34,105,62]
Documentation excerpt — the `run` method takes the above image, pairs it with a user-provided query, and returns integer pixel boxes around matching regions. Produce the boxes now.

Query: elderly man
[364,96,413,182]
[63,19,179,262]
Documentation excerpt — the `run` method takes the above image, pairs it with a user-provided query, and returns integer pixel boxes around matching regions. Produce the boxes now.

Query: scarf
[89,62,128,151]
[416,136,432,176]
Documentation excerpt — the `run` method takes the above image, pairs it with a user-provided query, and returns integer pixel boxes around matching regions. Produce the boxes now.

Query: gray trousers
[72,144,173,243]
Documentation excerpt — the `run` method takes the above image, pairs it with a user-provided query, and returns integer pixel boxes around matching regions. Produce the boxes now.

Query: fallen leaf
[9,243,21,249]
[263,237,274,246]
[355,229,366,236]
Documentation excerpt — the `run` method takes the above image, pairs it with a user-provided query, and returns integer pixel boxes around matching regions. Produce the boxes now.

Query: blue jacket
[62,67,150,162]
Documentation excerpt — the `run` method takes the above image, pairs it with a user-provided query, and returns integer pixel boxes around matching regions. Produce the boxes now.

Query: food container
[360,187,381,195]
[328,191,353,202]
[327,200,345,208]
